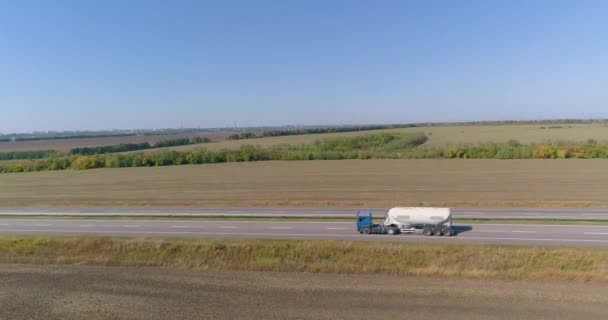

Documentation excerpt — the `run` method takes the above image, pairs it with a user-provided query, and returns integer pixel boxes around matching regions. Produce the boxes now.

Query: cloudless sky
[1,0,608,133]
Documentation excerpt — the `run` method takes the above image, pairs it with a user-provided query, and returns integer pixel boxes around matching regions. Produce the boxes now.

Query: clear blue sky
[1,0,608,133]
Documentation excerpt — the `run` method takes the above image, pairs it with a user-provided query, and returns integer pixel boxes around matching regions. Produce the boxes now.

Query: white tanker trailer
[356,207,453,236]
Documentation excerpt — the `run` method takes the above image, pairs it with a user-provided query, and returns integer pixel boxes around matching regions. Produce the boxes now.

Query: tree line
[224,125,421,140]
[224,119,608,141]
[0,133,425,173]
[5,135,608,174]
[0,150,58,160]
[0,137,212,161]
[392,139,608,159]
[69,137,210,155]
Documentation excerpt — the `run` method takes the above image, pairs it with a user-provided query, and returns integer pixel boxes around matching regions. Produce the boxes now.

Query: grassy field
[168,123,608,152]
[0,131,232,152]
[1,237,607,282]
[2,159,608,207]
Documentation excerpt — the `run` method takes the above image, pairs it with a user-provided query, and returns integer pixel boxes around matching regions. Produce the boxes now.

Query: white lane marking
[512,231,537,233]
[219,226,238,229]
[169,226,206,229]
[467,223,608,228]
[2,228,608,244]
[0,219,353,225]
[121,225,140,228]
[582,214,603,216]
[474,230,507,233]
[269,227,293,230]
[584,232,608,235]
[327,227,347,230]
[79,224,94,227]
[200,221,351,224]
[0,224,9,226]
[34,224,52,227]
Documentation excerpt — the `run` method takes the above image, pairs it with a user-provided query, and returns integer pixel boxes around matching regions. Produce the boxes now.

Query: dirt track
[0,265,606,320]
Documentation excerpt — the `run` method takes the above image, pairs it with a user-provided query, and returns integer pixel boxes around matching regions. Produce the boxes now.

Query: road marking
[219,226,238,229]
[466,223,608,228]
[34,224,52,227]
[79,224,94,227]
[121,225,140,228]
[0,224,8,226]
[170,226,191,228]
[512,231,536,233]
[203,221,350,224]
[584,232,608,235]
[269,227,293,230]
[582,214,603,216]
[474,230,507,233]
[327,227,346,230]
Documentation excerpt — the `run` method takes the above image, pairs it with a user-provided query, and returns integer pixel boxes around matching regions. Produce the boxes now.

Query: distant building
[10,136,16,142]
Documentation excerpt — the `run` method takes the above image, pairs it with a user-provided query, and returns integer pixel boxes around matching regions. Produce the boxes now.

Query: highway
[1,218,608,246]
[1,207,608,219]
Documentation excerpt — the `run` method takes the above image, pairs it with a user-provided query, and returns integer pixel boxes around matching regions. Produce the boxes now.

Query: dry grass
[1,236,607,282]
[0,132,233,152]
[2,159,608,208]
[169,123,608,152]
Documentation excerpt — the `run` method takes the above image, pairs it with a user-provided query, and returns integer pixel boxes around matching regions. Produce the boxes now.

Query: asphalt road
[2,207,608,219]
[1,218,608,246]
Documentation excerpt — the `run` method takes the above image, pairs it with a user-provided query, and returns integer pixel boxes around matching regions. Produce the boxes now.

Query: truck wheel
[423,227,433,236]
[387,228,396,235]
[441,228,453,237]
[361,227,371,235]
[432,228,442,236]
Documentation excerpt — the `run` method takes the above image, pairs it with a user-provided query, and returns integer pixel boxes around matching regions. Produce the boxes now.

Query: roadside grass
[0,237,607,282]
[0,215,607,225]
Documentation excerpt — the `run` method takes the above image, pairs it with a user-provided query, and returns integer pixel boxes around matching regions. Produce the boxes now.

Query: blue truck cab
[356,211,399,235]
[356,211,373,231]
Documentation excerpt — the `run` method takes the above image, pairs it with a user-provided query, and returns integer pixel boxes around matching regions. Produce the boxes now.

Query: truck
[356,207,453,236]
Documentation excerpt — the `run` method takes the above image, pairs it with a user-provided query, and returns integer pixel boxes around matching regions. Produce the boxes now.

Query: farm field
[168,123,608,152]
[2,159,608,208]
[3,123,608,155]
[2,265,606,320]
[0,131,233,153]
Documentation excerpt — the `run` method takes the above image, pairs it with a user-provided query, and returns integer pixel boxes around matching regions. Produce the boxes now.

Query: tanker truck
[356,207,453,236]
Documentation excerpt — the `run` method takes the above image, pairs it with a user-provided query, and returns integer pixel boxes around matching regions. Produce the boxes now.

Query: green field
[168,123,608,152]
[2,159,608,207]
